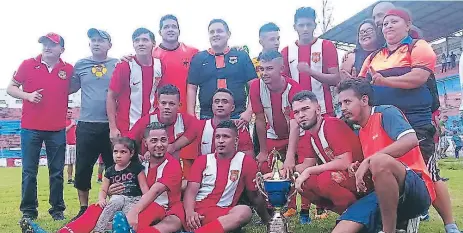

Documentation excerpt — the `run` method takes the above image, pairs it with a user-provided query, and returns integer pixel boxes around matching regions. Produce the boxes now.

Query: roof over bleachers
[321,1,463,45]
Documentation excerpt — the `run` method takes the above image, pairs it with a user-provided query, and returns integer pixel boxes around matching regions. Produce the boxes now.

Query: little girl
[93,137,149,233]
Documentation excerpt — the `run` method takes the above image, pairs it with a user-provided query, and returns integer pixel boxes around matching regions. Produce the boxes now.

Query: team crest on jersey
[311,52,321,63]
[91,64,107,78]
[229,56,238,64]
[324,147,334,160]
[182,58,190,67]
[229,170,240,182]
[58,70,67,79]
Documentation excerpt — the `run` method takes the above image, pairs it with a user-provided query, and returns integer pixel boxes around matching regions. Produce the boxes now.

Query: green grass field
[0,159,461,233]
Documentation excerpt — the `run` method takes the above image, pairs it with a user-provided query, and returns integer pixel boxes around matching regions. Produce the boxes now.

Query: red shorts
[260,135,311,173]
[166,202,185,223]
[196,206,233,225]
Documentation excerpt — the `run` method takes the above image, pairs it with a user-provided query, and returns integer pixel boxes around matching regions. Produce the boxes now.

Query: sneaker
[314,208,329,220]
[113,211,135,233]
[420,211,430,222]
[71,206,87,222]
[51,212,65,221]
[67,179,74,184]
[97,179,102,184]
[283,208,297,218]
[19,218,47,233]
[299,212,312,224]
[441,177,450,182]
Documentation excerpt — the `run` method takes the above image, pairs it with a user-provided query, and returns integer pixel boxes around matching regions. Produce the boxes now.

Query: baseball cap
[38,33,65,47]
[87,28,111,43]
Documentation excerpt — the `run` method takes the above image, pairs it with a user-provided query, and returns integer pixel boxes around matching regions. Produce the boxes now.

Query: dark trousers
[74,122,113,191]
[455,146,461,158]
[20,128,66,217]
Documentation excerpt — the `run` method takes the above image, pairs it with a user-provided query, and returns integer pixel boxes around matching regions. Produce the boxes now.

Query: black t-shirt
[187,48,257,118]
[105,162,144,197]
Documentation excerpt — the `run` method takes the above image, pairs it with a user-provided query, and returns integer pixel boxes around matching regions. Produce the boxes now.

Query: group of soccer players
[12,2,461,233]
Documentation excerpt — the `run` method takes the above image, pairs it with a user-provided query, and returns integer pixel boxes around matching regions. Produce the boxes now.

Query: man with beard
[69,28,118,220]
[128,85,199,161]
[107,28,163,138]
[183,120,270,233]
[187,19,256,128]
[49,123,184,233]
[333,78,435,233]
[287,90,364,215]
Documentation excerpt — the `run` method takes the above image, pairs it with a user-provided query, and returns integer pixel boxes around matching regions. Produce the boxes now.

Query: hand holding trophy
[256,148,299,233]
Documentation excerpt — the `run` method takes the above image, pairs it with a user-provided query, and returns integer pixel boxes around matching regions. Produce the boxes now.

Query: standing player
[8,33,73,221]
[334,78,435,233]
[184,120,270,233]
[69,28,118,220]
[290,91,363,215]
[65,108,77,184]
[250,51,314,222]
[107,28,163,138]
[187,19,257,126]
[128,85,199,161]
[198,88,253,156]
[153,14,198,113]
[281,7,340,117]
[253,22,281,70]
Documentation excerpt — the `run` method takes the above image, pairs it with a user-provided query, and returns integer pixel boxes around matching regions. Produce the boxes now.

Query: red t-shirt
[66,119,76,145]
[198,119,253,154]
[13,55,73,131]
[146,154,183,207]
[153,43,198,113]
[188,153,258,209]
[109,57,163,135]
[249,77,302,139]
[301,117,363,164]
[281,39,338,116]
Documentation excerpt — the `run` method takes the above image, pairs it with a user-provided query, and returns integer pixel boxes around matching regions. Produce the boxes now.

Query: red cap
[38,33,65,47]
[384,9,411,22]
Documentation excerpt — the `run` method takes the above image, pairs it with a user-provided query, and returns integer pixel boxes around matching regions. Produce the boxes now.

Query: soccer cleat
[283,208,297,218]
[67,179,74,184]
[420,210,430,222]
[19,218,48,233]
[51,212,65,221]
[299,212,312,224]
[314,208,329,220]
[113,211,135,233]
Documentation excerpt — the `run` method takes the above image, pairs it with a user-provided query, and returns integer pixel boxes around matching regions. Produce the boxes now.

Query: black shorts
[74,122,113,191]
[414,124,440,182]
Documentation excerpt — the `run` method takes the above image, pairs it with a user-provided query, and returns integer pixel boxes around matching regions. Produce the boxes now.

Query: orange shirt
[359,105,436,201]
[153,43,198,113]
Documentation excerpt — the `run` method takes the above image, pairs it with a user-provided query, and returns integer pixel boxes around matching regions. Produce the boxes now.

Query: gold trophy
[256,148,298,233]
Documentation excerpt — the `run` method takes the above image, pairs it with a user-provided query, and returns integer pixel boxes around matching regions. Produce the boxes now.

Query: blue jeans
[20,128,66,217]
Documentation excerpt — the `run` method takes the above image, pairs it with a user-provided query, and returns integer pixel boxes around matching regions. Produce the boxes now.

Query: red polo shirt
[13,55,73,131]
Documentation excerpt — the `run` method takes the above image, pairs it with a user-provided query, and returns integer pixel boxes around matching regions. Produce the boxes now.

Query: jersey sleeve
[243,156,258,192]
[12,60,29,84]
[182,114,200,141]
[358,54,373,78]
[249,80,263,114]
[187,155,207,182]
[411,40,437,72]
[322,40,339,69]
[325,119,358,156]
[238,128,253,152]
[241,52,258,82]
[281,47,291,78]
[104,166,115,179]
[109,62,128,94]
[127,115,150,142]
[187,53,203,85]
[379,106,415,141]
[158,160,183,191]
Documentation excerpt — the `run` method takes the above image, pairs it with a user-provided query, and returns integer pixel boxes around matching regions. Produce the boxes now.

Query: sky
[0,0,376,88]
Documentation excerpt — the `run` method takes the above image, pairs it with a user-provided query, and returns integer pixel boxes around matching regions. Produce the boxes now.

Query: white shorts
[65,144,76,165]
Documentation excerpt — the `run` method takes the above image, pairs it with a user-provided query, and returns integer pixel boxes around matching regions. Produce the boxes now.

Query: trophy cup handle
[255,172,269,200]
[285,172,300,207]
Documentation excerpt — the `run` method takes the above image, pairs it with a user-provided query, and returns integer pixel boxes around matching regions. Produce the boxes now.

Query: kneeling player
[56,123,184,233]
[290,90,363,215]
[183,120,270,233]
[333,79,435,233]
